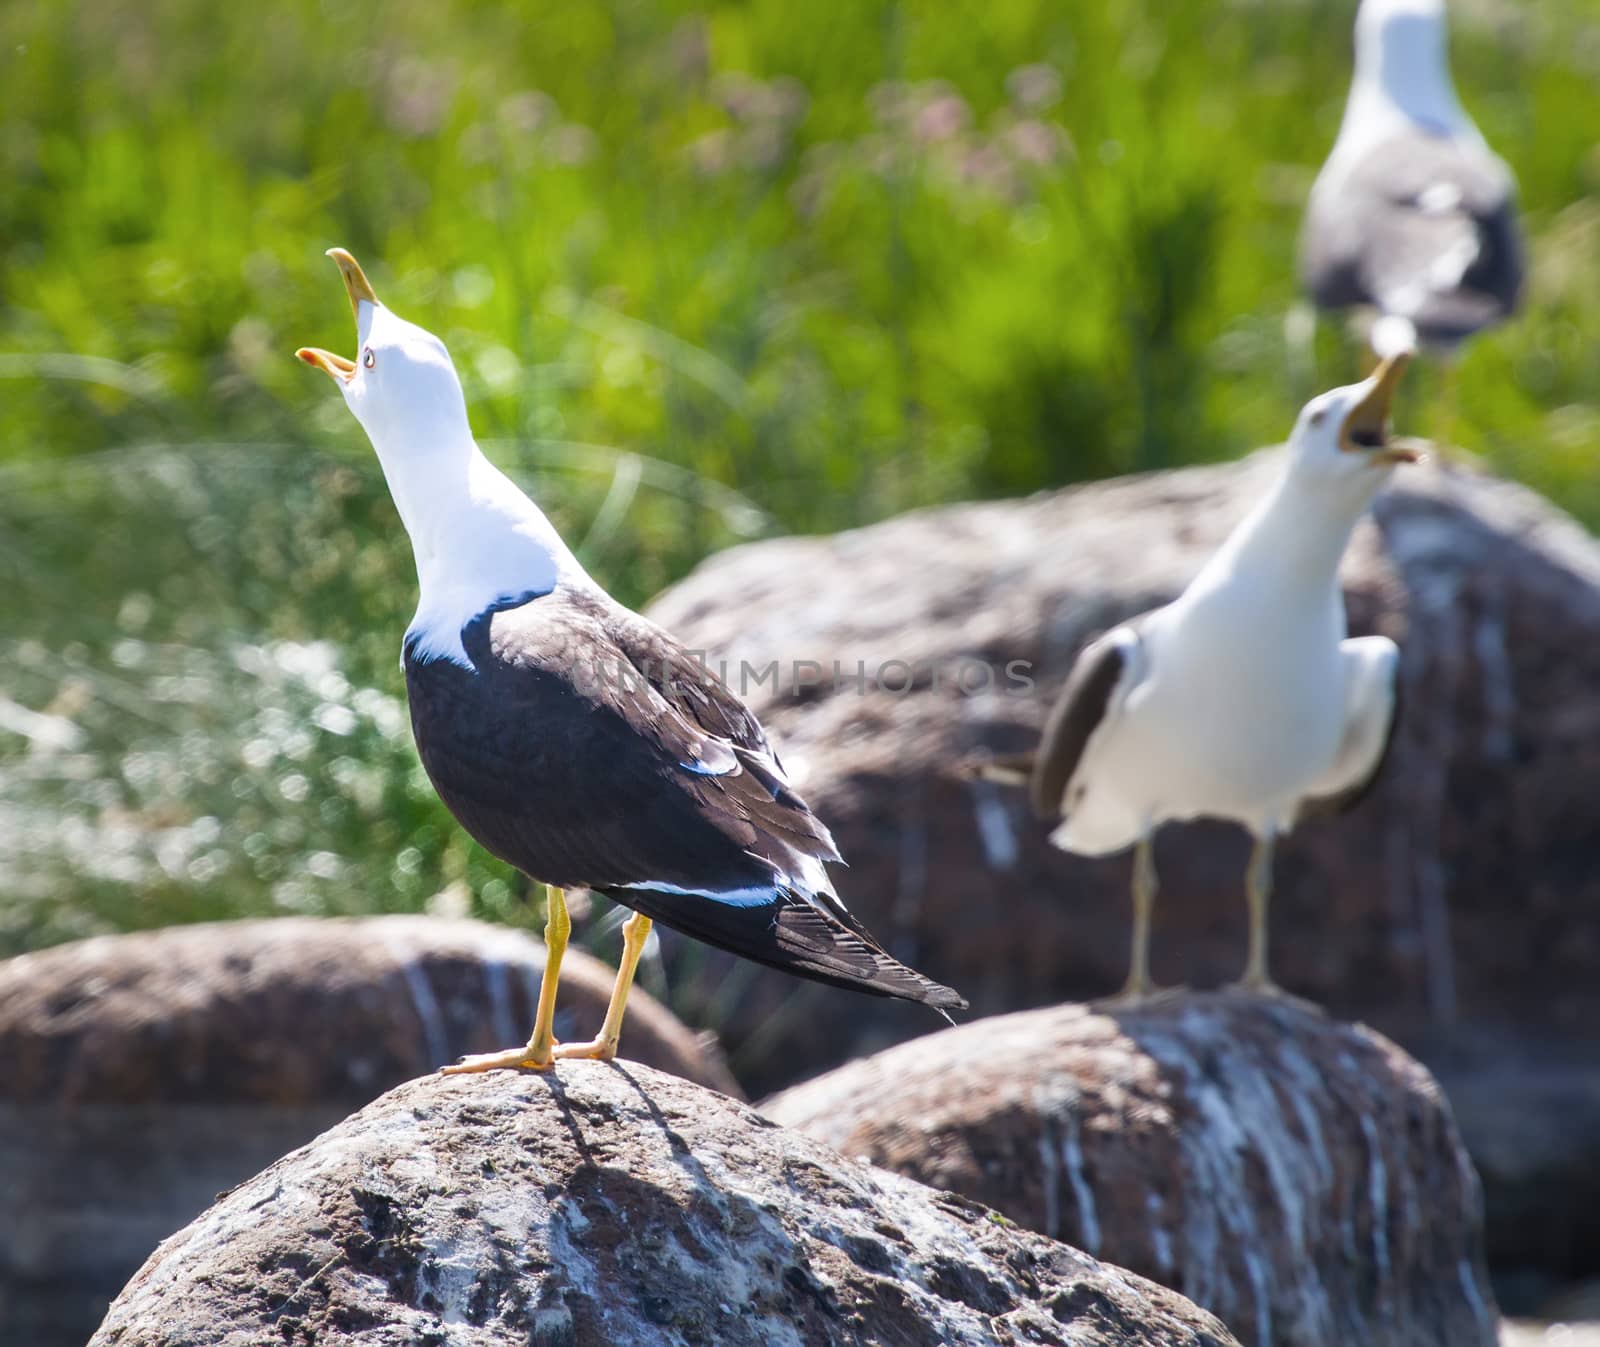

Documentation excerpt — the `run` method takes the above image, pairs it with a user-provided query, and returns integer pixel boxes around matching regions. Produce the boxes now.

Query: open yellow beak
[1340,353,1418,464]
[295,248,380,383]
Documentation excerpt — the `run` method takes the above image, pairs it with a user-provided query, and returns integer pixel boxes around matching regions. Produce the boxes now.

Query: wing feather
[613,884,966,1011]
[1029,626,1140,820]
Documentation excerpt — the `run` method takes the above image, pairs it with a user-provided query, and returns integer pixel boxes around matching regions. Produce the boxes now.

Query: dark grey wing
[600,603,826,839]
[598,599,841,863]
[405,590,963,1011]
[599,601,775,753]
[1029,625,1140,821]
[1301,132,1524,343]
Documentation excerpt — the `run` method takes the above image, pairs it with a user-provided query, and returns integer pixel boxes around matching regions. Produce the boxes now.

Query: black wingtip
[606,882,970,1013]
[871,967,967,1015]
[914,981,968,1016]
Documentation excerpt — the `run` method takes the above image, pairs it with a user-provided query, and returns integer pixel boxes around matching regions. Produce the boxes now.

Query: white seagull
[296,249,963,1074]
[1028,357,1414,999]
[1300,0,1523,358]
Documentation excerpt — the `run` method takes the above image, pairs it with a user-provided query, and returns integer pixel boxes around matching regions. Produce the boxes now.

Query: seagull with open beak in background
[297,249,965,1074]
[1026,357,1416,1000]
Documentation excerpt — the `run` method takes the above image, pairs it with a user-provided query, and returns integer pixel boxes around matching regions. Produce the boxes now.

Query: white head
[1286,354,1419,496]
[303,254,472,458]
[297,249,583,667]
[1350,0,1466,137]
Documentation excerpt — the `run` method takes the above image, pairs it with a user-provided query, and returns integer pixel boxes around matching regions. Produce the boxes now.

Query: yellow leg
[1237,835,1280,994]
[1108,835,1159,1003]
[441,885,570,1074]
[552,912,653,1063]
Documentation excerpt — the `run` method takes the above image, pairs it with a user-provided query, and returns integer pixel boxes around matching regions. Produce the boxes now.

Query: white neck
[1190,457,1385,609]
[1333,5,1476,162]
[370,430,591,669]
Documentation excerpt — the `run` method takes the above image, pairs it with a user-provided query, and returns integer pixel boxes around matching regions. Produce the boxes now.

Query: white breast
[1057,590,1349,851]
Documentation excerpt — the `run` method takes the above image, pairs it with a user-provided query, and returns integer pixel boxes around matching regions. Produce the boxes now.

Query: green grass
[3,0,1599,972]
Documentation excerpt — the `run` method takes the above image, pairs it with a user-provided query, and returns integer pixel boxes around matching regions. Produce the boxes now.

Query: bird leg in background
[553,911,654,1063]
[1238,835,1279,993]
[1109,834,1160,1002]
[440,885,571,1074]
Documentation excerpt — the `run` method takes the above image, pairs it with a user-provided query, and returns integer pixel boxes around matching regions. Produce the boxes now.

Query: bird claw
[550,1037,618,1063]
[1098,981,1188,1009]
[439,1044,558,1075]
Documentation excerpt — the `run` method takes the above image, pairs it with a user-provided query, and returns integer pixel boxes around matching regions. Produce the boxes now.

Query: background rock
[763,993,1498,1347]
[0,915,736,1347]
[90,1063,1240,1347]
[646,453,1600,1291]
[1409,1027,1600,1308]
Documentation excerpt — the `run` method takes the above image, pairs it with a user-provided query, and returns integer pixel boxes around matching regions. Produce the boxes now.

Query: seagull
[296,249,964,1073]
[1027,357,1414,999]
[1300,0,1523,358]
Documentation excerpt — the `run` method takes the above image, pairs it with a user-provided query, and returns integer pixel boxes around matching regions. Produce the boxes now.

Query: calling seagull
[1300,0,1523,357]
[297,249,964,1073]
[1028,357,1414,1000]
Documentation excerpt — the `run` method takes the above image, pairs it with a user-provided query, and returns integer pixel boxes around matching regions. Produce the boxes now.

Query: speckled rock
[89,1063,1240,1347]
[646,454,1600,1098]
[0,916,736,1347]
[763,993,1498,1347]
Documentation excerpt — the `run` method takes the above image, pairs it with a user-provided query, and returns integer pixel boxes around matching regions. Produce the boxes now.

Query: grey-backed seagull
[1300,0,1523,358]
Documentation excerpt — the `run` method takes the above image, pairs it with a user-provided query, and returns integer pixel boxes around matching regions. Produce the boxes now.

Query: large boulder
[89,1063,1241,1347]
[1409,1026,1600,1305]
[763,993,1498,1347]
[645,453,1600,1103]
[0,915,736,1347]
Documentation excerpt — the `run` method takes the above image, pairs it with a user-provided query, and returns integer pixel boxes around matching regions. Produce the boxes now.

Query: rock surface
[762,993,1499,1347]
[646,453,1600,1103]
[1411,1027,1600,1295]
[90,1063,1240,1347]
[0,916,735,1347]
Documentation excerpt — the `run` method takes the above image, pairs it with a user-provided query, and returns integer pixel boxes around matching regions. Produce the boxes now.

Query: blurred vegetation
[2,2,1599,987]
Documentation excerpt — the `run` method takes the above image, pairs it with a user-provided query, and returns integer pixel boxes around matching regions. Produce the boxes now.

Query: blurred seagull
[297,249,964,1073]
[1300,0,1523,358]
[1028,359,1414,999]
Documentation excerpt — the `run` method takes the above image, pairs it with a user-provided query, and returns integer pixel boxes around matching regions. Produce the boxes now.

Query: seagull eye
[1308,408,1327,428]
[363,349,376,369]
